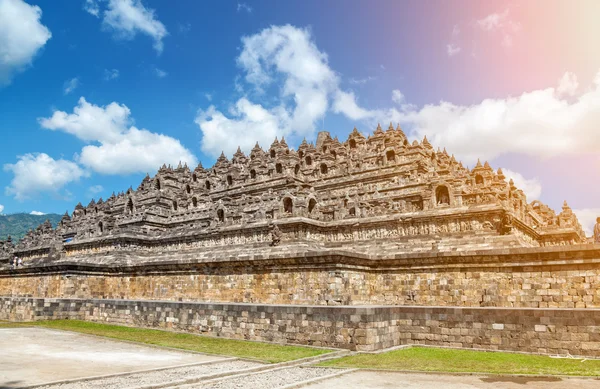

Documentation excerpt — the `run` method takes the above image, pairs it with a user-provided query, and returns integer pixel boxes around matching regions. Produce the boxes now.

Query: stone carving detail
[270,224,282,246]
[500,214,513,235]
[595,217,600,244]
[0,125,588,261]
[0,236,13,260]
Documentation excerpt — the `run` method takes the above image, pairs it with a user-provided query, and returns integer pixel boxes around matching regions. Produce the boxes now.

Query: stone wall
[3,266,600,307]
[2,246,600,308]
[3,297,600,356]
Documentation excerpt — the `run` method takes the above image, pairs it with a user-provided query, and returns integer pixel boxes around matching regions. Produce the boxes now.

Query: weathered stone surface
[0,126,598,356]
[3,245,600,308]
[0,126,587,264]
[3,297,600,356]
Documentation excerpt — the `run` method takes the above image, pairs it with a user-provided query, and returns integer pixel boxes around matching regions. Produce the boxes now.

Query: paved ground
[0,328,227,388]
[302,371,600,389]
[2,328,599,389]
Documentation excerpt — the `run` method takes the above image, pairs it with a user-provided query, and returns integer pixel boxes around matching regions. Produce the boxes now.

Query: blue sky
[1,0,600,233]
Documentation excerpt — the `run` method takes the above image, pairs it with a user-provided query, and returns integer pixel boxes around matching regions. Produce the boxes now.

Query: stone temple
[2,124,600,356]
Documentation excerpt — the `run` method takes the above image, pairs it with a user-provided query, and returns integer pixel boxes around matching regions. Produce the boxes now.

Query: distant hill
[0,213,62,241]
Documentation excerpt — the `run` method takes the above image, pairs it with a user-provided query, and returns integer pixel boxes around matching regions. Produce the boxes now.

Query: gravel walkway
[36,360,264,389]
[183,367,344,389]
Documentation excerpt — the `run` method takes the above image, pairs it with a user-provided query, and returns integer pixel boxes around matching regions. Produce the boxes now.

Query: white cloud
[0,204,4,214]
[104,68,119,80]
[392,90,404,104]
[477,10,508,31]
[196,98,282,158]
[102,0,168,54]
[477,9,520,48]
[197,25,341,156]
[452,24,460,37]
[87,184,104,195]
[349,76,376,85]
[204,93,212,101]
[236,25,337,95]
[4,153,88,201]
[399,70,600,164]
[30,210,45,215]
[177,22,191,35]
[39,97,197,175]
[154,67,167,78]
[573,208,600,237]
[557,72,578,97]
[196,25,381,157]
[0,0,52,85]
[78,128,196,175]
[196,24,600,172]
[332,90,373,120]
[63,77,80,95]
[446,44,461,57]
[83,0,99,17]
[237,3,252,13]
[501,168,542,200]
[40,97,131,143]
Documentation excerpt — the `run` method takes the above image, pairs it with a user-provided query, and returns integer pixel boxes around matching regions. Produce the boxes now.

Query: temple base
[2,297,600,356]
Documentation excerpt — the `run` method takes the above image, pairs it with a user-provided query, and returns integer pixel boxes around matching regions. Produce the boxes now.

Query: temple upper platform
[0,124,587,262]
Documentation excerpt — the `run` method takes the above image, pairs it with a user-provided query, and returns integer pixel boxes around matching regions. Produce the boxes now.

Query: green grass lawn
[0,320,331,363]
[0,321,30,328]
[319,347,600,376]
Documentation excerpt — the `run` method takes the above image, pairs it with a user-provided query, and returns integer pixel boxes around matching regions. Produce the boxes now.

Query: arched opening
[98,222,103,233]
[173,201,178,211]
[95,207,98,214]
[322,145,328,153]
[298,150,304,159]
[343,199,348,207]
[331,150,337,159]
[308,198,317,214]
[83,209,87,216]
[386,150,396,163]
[475,175,484,186]
[186,184,191,194]
[192,197,198,208]
[126,198,134,214]
[320,163,328,174]
[283,197,293,214]
[349,139,357,149]
[294,164,300,175]
[250,169,256,179]
[270,149,276,158]
[227,175,233,186]
[205,180,211,190]
[155,179,161,190]
[436,186,450,205]
[276,163,283,174]
[192,173,197,182]
[217,209,225,222]
[349,207,356,216]
[305,156,312,166]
